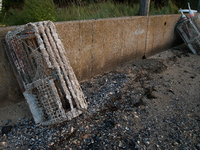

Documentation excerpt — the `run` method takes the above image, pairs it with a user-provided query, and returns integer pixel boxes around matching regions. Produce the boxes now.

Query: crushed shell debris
[0,46,200,149]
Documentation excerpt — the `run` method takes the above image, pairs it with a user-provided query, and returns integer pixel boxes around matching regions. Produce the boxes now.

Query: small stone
[119,141,122,147]
[134,114,139,118]
[61,130,65,134]
[172,142,178,146]
[91,139,94,143]
[125,127,129,130]
[73,140,77,144]
[83,134,88,139]
[70,127,74,133]
[50,142,54,146]
[156,144,160,148]
[0,141,7,147]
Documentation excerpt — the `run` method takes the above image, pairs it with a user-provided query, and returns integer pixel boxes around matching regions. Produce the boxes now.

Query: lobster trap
[176,14,200,55]
[2,21,87,125]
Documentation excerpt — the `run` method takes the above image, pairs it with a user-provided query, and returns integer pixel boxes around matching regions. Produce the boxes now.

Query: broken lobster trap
[2,21,87,125]
[176,14,200,54]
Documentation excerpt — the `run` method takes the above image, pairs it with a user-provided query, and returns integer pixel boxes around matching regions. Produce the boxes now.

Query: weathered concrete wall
[145,14,183,58]
[0,14,183,108]
[55,17,147,81]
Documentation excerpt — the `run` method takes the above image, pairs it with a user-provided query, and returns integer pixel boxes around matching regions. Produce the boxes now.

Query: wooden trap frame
[176,14,200,55]
[2,21,87,125]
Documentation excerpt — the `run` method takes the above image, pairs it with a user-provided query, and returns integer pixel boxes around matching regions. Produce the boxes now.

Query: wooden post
[198,0,200,12]
[0,0,2,13]
[139,0,151,16]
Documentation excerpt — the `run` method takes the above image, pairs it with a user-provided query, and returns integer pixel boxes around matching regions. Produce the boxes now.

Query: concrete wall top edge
[149,14,181,18]
[55,14,182,25]
[0,14,185,29]
[54,15,148,24]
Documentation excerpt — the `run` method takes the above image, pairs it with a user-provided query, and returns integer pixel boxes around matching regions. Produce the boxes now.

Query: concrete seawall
[0,14,183,108]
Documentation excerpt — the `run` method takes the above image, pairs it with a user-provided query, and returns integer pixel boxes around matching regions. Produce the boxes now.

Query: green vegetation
[1,0,56,26]
[0,0,187,26]
[149,1,179,15]
[55,1,140,22]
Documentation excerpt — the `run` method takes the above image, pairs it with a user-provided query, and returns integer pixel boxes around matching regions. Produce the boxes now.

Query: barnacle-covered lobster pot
[4,21,87,125]
[176,14,200,55]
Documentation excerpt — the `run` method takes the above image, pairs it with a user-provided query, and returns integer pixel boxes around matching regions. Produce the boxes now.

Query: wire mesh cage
[2,21,87,125]
[176,14,200,55]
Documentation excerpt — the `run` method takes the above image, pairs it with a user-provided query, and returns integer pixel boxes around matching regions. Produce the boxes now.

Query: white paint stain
[134,29,145,35]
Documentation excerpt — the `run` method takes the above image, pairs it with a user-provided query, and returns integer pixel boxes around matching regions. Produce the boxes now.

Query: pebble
[118,141,122,147]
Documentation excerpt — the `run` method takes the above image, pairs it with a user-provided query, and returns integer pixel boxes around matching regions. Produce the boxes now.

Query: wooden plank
[139,0,150,16]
